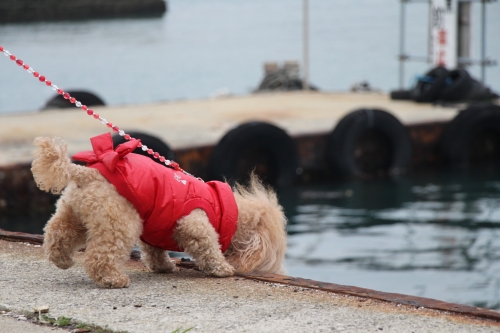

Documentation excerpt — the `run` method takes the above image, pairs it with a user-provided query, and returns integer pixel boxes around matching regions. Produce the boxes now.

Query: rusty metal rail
[0,229,43,244]
[237,272,500,322]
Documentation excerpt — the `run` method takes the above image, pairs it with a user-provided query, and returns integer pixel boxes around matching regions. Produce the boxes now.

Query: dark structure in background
[0,0,167,23]
[43,91,106,110]
[390,66,499,103]
[208,122,300,188]
[256,61,318,92]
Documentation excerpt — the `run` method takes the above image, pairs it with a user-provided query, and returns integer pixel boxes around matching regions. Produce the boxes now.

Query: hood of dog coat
[73,132,238,253]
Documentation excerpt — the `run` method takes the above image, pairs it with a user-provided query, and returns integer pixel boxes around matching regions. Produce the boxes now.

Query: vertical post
[480,0,486,83]
[303,0,310,90]
[427,0,432,64]
[399,0,406,89]
[457,1,471,69]
[430,0,458,68]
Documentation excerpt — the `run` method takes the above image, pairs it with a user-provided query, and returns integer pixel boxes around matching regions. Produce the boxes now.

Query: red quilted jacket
[72,133,238,253]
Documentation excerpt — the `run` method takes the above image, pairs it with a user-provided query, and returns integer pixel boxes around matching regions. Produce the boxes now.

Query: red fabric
[73,133,238,253]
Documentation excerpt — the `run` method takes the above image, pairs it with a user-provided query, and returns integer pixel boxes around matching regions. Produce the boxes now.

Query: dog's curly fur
[31,137,287,288]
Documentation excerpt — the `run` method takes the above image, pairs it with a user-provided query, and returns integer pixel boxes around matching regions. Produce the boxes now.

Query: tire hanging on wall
[326,109,412,178]
[441,104,500,168]
[43,90,105,110]
[112,131,175,165]
[208,121,299,187]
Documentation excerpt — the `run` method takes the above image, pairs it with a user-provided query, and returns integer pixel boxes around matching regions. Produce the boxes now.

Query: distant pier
[0,91,499,224]
[0,0,167,23]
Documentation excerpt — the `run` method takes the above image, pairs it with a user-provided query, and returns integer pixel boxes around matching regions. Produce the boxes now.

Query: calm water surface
[282,168,500,310]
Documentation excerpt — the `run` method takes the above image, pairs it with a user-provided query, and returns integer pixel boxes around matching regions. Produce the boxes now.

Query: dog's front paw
[148,259,179,274]
[49,255,74,270]
[208,262,235,278]
[101,275,130,289]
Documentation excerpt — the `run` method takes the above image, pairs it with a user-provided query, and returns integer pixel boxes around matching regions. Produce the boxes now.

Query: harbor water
[283,167,500,310]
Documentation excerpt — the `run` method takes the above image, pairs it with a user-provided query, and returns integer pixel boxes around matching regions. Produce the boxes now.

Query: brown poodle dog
[31,137,287,288]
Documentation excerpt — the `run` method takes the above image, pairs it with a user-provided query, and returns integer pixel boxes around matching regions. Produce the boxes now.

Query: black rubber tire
[441,104,500,168]
[112,131,175,165]
[439,69,473,102]
[390,89,413,100]
[208,121,299,187]
[411,66,449,103]
[43,91,105,110]
[326,109,412,178]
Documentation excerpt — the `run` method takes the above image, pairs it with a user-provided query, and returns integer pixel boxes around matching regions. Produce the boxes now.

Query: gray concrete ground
[0,315,69,333]
[1,240,500,333]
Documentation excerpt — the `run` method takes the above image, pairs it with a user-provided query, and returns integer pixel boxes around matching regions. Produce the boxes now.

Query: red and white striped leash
[1,45,200,179]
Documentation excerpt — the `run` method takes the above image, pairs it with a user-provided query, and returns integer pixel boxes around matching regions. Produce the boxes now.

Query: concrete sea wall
[0,91,497,231]
[0,121,446,227]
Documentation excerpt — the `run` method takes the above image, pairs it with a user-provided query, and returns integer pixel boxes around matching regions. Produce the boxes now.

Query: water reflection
[283,168,500,309]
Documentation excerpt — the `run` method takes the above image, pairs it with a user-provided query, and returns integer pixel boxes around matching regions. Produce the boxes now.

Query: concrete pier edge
[2,228,500,324]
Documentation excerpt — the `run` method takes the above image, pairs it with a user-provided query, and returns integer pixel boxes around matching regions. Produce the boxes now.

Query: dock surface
[0,91,460,166]
[1,239,500,333]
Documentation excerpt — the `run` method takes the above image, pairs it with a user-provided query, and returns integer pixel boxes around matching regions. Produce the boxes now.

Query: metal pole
[480,0,486,83]
[457,2,471,69]
[399,0,406,89]
[303,0,310,90]
[427,0,432,65]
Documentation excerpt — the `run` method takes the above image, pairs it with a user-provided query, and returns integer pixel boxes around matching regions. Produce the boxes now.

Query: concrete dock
[1,238,500,333]
[0,91,460,167]
[0,91,487,233]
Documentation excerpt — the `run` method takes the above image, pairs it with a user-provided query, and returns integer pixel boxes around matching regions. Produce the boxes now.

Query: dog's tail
[32,137,93,194]
[226,174,287,274]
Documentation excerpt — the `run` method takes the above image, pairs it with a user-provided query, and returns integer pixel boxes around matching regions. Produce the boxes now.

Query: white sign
[430,0,458,68]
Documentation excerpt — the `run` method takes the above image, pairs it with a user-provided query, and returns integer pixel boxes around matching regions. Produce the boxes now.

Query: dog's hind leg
[139,241,179,273]
[43,193,86,270]
[81,190,143,288]
[174,209,234,277]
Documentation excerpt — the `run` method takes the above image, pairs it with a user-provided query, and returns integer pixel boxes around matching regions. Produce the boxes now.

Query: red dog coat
[72,133,238,253]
